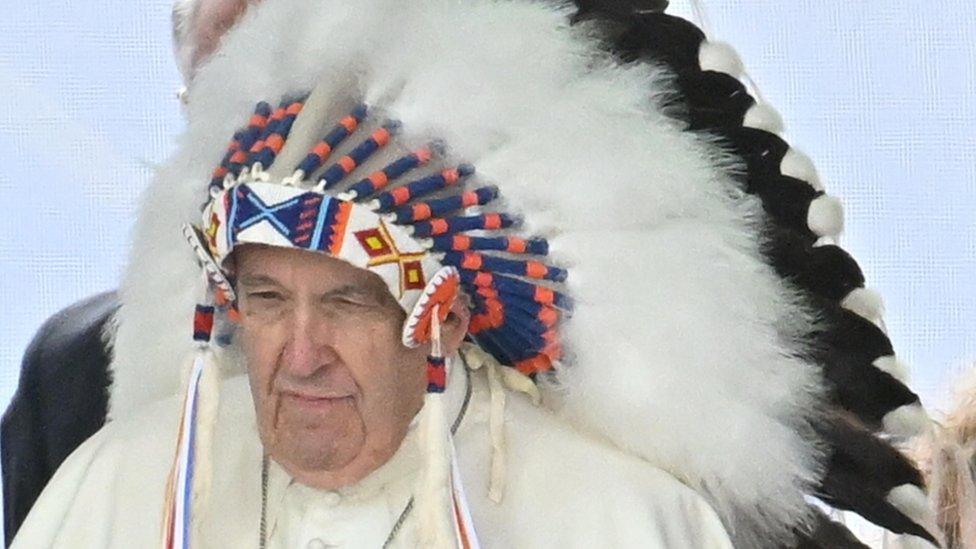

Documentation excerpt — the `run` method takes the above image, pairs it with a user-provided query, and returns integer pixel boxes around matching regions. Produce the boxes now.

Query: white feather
[744,102,785,134]
[842,286,885,324]
[883,403,933,439]
[781,147,824,191]
[873,355,911,384]
[698,41,745,78]
[887,484,936,526]
[807,194,845,237]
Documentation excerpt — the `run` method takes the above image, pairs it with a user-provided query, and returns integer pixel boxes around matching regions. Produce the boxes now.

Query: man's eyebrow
[319,283,384,301]
[236,274,283,287]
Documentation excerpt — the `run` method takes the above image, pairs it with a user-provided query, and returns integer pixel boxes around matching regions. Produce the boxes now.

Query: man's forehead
[234,245,387,294]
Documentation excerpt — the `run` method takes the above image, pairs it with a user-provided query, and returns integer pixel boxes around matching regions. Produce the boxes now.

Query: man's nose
[281,308,338,378]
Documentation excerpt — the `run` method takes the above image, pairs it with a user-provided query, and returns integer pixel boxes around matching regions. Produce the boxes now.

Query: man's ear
[441,293,471,356]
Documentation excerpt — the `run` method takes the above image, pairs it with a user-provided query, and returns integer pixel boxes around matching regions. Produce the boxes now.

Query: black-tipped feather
[815,413,937,543]
[787,507,871,549]
[764,227,865,301]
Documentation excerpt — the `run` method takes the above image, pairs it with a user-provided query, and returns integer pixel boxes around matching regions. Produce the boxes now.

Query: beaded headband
[193,97,570,376]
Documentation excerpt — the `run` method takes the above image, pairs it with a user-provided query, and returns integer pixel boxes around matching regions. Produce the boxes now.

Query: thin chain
[260,360,473,548]
[260,453,269,547]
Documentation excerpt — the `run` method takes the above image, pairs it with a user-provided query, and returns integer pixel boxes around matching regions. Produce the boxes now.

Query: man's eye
[249,291,282,301]
[322,296,375,310]
[333,297,366,307]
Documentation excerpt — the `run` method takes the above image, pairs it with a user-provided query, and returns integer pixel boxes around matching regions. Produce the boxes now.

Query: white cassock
[12,356,734,548]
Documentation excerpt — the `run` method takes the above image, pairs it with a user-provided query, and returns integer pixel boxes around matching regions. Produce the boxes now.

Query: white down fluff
[109,0,825,546]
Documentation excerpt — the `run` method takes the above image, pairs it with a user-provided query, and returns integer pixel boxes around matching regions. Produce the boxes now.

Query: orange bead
[266,134,285,153]
[430,219,449,236]
[507,238,527,254]
[538,307,558,327]
[453,235,471,251]
[412,203,432,221]
[313,142,333,160]
[340,116,359,132]
[369,171,389,190]
[373,128,391,146]
[526,261,548,279]
[534,286,554,305]
[443,169,460,185]
[338,156,357,173]
[416,148,433,163]
[461,252,483,270]
[391,186,412,206]
[484,214,502,230]
[462,192,478,207]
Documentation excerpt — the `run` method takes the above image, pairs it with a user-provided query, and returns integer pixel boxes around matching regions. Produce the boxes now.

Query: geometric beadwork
[196,97,571,376]
[354,220,428,297]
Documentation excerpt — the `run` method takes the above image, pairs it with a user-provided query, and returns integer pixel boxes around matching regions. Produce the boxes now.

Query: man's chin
[264,423,364,479]
[274,447,371,491]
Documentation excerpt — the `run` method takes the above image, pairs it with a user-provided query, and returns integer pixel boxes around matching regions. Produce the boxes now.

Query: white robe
[12,359,734,548]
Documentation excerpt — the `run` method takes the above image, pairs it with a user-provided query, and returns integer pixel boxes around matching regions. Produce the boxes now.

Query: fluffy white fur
[110,0,826,546]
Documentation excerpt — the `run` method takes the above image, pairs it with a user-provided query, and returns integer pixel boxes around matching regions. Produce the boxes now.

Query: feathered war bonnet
[162,75,567,546]
[110,0,943,547]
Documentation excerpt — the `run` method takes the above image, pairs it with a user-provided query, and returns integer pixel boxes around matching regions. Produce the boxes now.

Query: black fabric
[1,291,117,546]
[815,413,936,543]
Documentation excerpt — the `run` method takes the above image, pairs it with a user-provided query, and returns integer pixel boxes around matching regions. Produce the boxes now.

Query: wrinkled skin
[234,245,468,490]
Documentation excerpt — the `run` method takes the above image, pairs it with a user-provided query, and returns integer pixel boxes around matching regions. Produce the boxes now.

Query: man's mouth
[281,390,354,408]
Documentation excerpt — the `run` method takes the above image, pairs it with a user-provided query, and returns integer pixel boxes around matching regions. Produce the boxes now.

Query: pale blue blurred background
[0,0,973,546]
[0,0,183,405]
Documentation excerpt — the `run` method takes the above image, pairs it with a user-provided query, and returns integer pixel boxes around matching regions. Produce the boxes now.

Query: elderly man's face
[234,245,428,490]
